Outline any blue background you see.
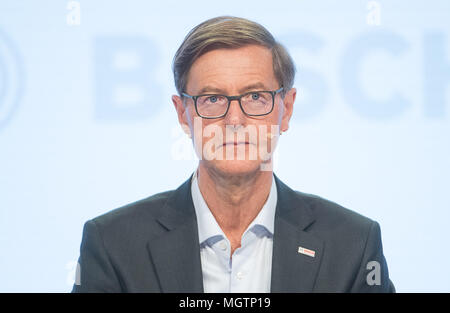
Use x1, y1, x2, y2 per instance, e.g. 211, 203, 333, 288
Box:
1, 0, 449, 292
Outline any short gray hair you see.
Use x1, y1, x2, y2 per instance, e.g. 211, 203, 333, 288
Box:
172, 16, 296, 96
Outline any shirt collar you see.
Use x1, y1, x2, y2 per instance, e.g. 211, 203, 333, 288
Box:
190, 169, 277, 245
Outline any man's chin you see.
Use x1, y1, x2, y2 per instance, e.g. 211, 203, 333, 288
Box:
202, 159, 270, 176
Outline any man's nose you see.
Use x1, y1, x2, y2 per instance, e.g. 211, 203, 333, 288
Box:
224, 98, 246, 125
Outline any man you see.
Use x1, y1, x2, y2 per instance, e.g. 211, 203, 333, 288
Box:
72, 16, 394, 293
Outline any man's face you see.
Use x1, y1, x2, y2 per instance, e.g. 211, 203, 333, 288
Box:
173, 44, 296, 176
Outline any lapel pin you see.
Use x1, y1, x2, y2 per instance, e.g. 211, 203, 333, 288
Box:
298, 246, 316, 258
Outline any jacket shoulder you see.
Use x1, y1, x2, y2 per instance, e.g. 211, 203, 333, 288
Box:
294, 190, 374, 237
90, 189, 174, 233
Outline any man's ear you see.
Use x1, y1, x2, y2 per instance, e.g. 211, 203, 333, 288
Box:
280, 88, 296, 133
172, 95, 192, 137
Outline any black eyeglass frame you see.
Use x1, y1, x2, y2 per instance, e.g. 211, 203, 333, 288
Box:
181, 87, 284, 119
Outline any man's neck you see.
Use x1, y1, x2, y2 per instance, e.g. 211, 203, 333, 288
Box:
196, 162, 273, 253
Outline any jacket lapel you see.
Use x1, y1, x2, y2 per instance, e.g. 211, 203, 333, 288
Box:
146, 174, 204, 292
271, 175, 325, 292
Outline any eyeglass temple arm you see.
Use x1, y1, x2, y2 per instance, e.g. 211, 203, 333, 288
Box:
181, 92, 194, 99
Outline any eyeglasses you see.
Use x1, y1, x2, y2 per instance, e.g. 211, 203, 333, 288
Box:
182, 87, 284, 119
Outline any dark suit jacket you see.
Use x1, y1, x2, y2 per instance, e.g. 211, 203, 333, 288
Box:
72, 174, 395, 293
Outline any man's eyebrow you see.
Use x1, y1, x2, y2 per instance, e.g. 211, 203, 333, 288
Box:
238, 83, 268, 94
197, 86, 226, 95
197, 83, 269, 95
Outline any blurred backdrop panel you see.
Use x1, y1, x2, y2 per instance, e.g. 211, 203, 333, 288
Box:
0, 0, 449, 292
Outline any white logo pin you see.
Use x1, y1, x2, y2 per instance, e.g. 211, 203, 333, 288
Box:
298, 246, 315, 258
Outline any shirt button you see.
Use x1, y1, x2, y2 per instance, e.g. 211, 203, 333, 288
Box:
219, 241, 227, 251
236, 272, 244, 280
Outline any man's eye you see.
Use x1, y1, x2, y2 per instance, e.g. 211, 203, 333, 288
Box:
251, 93, 260, 100
208, 96, 218, 103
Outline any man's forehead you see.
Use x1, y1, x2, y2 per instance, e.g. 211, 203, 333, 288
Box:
194, 44, 272, 65
186, 45, 276, 93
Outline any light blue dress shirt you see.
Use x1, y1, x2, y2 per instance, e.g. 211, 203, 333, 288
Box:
190, 170, 277, 293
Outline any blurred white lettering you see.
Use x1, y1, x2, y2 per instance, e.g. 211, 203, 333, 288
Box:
367, 1, 381, 26
67, 1, 81, 26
